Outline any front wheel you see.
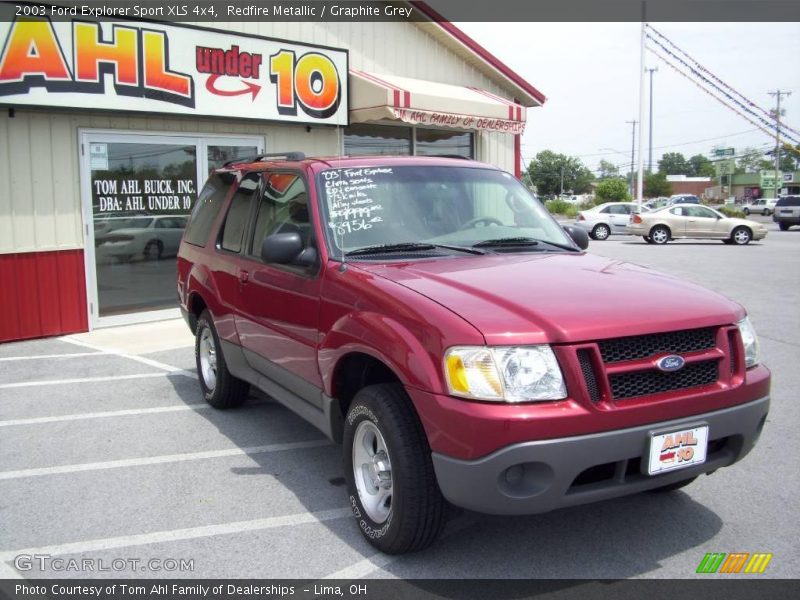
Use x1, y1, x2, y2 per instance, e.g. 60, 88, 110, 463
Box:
591, 224, 610, 241
731, 226, 752, 245
649, 226, 670, 245
743, 208, 750, 216
344, 384, 445, 554
195, 310, 249, 409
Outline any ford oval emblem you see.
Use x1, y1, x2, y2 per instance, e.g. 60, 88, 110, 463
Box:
657, 355, 685, 372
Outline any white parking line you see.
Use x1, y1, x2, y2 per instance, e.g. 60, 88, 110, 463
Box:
0, 507, 352, 563
0, 373, 173, 390
0, 439, 332, 480
0, 403, 211, 427
0, 352, 107, 362
60, 336, 195, 378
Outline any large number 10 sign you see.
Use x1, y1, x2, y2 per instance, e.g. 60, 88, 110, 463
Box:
270, 50, 342, 119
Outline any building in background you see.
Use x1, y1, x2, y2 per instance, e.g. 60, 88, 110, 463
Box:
0, 12, 544, 342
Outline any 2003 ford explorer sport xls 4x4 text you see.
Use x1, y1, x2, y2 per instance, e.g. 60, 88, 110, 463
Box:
176, 154, 770, 554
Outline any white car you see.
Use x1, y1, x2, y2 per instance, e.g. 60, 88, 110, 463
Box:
95, 215, 187, 263
574, 202, 648, 240
741, 198, 778, 216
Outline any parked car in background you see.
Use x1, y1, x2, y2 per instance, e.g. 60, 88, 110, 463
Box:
574, 202, 648, 240
742, 198, 778, 216
772, 196, 800, 230
96, 215, 187, 262
666, 194, 701, 206
627, 204, 768, 245
644, 197, 669, 210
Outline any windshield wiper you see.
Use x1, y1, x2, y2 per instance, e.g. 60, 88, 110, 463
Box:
472, 237, 579, 252
345, 242, 485, 257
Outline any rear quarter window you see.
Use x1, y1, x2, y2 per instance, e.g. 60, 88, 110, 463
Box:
776, 196, 800, 207
184, 173, 235, 246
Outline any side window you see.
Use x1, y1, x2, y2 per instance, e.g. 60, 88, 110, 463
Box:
184, 173, 235, 246
671, 207, 684, 216
248, 173, 312, 260
607, 205, 626, 215
599, 206, 612, 214
694, 206, 717, 218
220, 173, 260, 253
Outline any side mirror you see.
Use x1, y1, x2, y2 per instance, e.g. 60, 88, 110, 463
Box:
261, 232, 317, 267
562, 225, 589, 250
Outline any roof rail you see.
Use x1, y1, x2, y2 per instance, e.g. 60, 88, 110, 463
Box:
222, 152, 306, 167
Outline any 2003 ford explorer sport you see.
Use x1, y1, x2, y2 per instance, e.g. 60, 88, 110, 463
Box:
177, 154, 770, 554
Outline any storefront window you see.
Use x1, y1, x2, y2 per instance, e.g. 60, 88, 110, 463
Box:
344, 123, 412, 155
207, 144, 259, 173
415, 129, 474, 158
91, 142, 197, 316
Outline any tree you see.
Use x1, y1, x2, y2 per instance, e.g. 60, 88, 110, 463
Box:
526, 151, 595, 196
688, 154, 715, 177
733, 146, 791, 174
658, 152, 691, 175
782, 143, 800, 171
598, 159, 620, 180
595, 178, 630, 202
644, 171, 672, 198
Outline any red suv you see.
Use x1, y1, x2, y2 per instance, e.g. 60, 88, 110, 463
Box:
177, 154, 770, 554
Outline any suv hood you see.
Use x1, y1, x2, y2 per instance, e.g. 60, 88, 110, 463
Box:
356, 253, 744, 344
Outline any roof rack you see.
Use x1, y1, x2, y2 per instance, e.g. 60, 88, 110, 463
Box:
222, 152, 306, 167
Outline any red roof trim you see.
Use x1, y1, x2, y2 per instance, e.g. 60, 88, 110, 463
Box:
411, 1, 547, 105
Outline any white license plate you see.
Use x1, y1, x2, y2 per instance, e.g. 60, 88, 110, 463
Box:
647, 425, 708, 475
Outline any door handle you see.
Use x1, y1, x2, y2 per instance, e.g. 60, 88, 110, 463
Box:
238, 270, 250, 285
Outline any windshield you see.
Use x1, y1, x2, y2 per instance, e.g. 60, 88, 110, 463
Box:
318, 165, 573, 257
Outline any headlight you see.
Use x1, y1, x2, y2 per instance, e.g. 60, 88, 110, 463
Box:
444, 345, 567, 402
736, 316, 760, 368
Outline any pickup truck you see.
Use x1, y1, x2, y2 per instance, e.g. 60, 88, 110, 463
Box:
177, 154, 770, 554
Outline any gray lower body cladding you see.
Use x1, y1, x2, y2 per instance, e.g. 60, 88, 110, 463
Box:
432, 396, 769, 515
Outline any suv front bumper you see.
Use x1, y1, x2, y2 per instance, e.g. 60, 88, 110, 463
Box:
431, 395, 768, 515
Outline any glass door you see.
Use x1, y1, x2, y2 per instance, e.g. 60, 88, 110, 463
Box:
80, 132, 262, 328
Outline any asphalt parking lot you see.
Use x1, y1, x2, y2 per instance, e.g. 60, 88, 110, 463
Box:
1, 216, 798, 580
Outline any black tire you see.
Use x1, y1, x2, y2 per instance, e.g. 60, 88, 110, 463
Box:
779, 222, 790, 231
343, 383, 445, 554
591, 223, 610, 241
195, 310, 249, 409
143, 240, 163, 261
731, 226, 752, 245
649, 225, 670, 245
763, 209, 771, 216
649, 476, 697, 493
743, 208, 750, 216
721, 239, 734, 245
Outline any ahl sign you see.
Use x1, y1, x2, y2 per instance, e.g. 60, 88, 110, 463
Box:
0, 17, 348, 125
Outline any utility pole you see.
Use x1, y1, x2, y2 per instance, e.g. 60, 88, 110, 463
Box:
769, 89, 791, 198
626, 120, 638, 198
647, 67, 658, 173
560, 165, 564, 195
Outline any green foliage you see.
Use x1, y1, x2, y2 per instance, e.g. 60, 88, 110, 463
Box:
598, 159, 620, 180
716, 205, 746, 218
595, 178, 631, 202
644, 171, 672, 197
688, 154, 716, 177
658, 152, 691, 175
526, 150, 595, 196
544, 199, 578, 217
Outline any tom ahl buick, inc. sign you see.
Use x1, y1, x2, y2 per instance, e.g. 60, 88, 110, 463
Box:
0, 16, 348, 125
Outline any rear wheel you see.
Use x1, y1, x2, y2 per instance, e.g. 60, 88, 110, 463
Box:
649, 225, 670, 245
143, 240, 163, 261
344, 383, 445, 554
731, 226, 752, 245
195, 310, 248, 409
779, 222, 790, 231
591, 224, 610, 241
743, 208, 750, 216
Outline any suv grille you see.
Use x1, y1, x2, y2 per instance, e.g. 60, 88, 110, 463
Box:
609, 360, 719, 400
598, 327, 716, 363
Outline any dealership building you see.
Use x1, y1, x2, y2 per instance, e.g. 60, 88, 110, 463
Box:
0, 10, 544, 342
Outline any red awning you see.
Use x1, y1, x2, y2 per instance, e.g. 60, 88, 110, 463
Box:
349, 70, 526, 135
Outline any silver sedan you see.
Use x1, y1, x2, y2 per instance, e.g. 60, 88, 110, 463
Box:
574, 202, 647, 241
